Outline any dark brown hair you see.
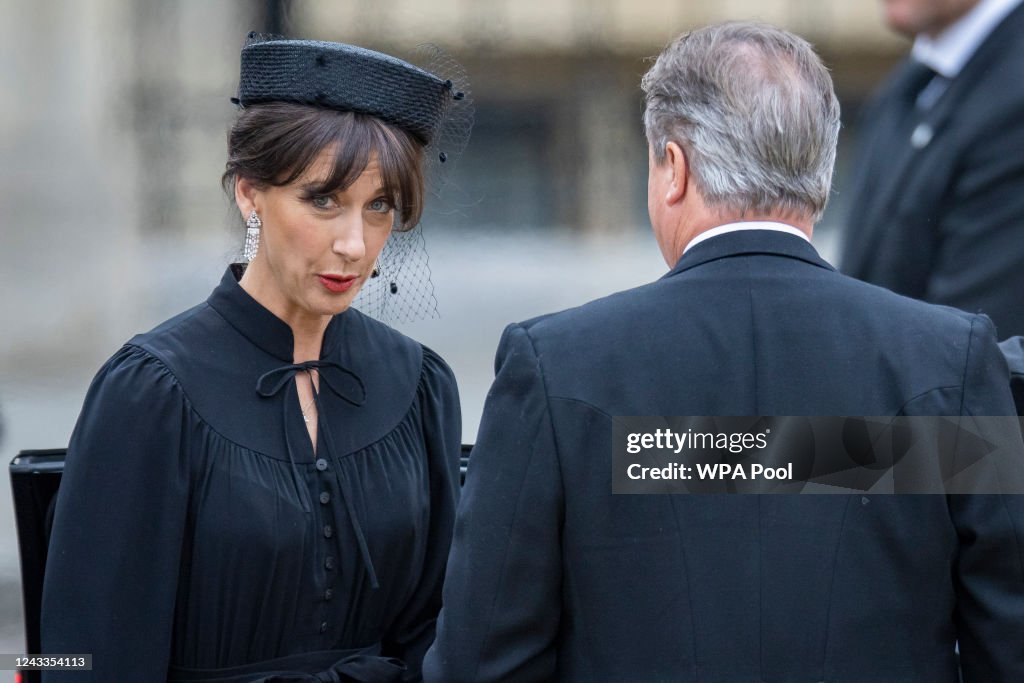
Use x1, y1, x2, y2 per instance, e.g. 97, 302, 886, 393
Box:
222, 103, 426, 230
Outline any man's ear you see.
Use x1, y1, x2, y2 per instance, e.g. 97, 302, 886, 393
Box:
664, 141, 689, 205
234, 176, 260, 220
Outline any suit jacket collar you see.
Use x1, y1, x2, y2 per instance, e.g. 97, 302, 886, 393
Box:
911, 0, 1022, 78
663, 229, 835, 279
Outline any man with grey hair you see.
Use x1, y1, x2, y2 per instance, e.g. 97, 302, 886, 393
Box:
425, 21, 1024, 682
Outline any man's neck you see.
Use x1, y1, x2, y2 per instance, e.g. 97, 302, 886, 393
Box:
656, 188, 815, 267
682, 219, 813, 257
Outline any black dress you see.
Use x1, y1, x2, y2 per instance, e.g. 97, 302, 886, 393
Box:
41, 266, 462, 682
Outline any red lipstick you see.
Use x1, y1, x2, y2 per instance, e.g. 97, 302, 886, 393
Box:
318, 274, 357, 293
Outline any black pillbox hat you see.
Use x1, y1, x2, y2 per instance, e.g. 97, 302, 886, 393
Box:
237, 36, 452, 146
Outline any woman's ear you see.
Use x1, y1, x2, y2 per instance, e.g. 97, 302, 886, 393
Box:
234, 176, 259, 220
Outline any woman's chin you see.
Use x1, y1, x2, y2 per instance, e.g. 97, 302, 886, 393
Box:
313, 288, 361, 316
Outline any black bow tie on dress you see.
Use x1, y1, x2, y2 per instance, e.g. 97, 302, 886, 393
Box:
255, 359, 380, 589
257, 359, 367, 406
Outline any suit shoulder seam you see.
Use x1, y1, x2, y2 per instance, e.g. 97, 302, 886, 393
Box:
548, 395, 612, 418
896, 385, 964, 415
957, 317, 980, 416
516, 325, 566, 488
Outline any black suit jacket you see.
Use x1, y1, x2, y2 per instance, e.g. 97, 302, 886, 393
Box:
1001, 336, 1024, 415
840, 2, 1024, 338
424, 231, 1024, 682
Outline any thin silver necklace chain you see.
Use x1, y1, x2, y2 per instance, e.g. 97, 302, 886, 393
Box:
300, 370, 318, 423
301, 398, 317, 423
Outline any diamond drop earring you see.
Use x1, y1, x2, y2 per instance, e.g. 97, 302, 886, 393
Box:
244, 210, 261, 262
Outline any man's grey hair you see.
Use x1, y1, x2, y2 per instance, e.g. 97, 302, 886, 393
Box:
642, 22, 841, 221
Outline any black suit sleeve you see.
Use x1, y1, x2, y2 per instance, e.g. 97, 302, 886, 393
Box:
998, 336, 1024, 416
423, 324, 563, 683
947, 319, 1024, 681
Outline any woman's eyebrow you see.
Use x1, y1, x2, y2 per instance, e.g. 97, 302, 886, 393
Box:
297, 181, 332, 194
298, 180, 388, 195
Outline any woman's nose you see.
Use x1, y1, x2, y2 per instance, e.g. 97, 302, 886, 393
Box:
331, 215, 366, 262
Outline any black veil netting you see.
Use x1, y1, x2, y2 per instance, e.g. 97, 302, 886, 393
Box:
351, 44, 474, 324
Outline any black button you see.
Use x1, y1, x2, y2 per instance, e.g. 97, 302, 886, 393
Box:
319, 491, 330, 505
323, 524, 333, 538
324, 589, 333, 600
325, 556, 335, 570
319, 621, 328, 633
315, 459, 328, 471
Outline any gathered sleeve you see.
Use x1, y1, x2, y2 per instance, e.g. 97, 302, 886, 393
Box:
41, 344, 192, 681
382, 346, 462, 681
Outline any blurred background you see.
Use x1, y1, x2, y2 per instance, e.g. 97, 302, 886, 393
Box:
0, 0, 909, 660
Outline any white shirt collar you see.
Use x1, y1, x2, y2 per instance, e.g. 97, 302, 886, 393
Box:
683, 221, 811, 255
912, 0, 1021, 78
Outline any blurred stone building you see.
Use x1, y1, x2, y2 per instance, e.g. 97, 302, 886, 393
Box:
304, 0, 905, 233
0, 0, 908, 369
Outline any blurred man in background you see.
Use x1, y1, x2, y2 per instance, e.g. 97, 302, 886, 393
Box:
840, 0, 1024, 337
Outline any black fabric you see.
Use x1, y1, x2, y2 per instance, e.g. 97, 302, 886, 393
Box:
900, 59, 939, 108
238, 38, 452, 145
840, 3, 1024, 338
166, 645, 404, 682
424, 230, 1024, 682
1001, 336, 1024, 416
41, 268, 462, 682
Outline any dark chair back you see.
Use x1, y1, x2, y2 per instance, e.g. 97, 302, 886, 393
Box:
9, 450, 66, 683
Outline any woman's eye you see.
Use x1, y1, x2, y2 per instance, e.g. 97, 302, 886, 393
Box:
368, 198, 392, 213
310, 195, 334, 209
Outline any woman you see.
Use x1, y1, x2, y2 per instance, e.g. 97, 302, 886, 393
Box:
41, 35, 468, 682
